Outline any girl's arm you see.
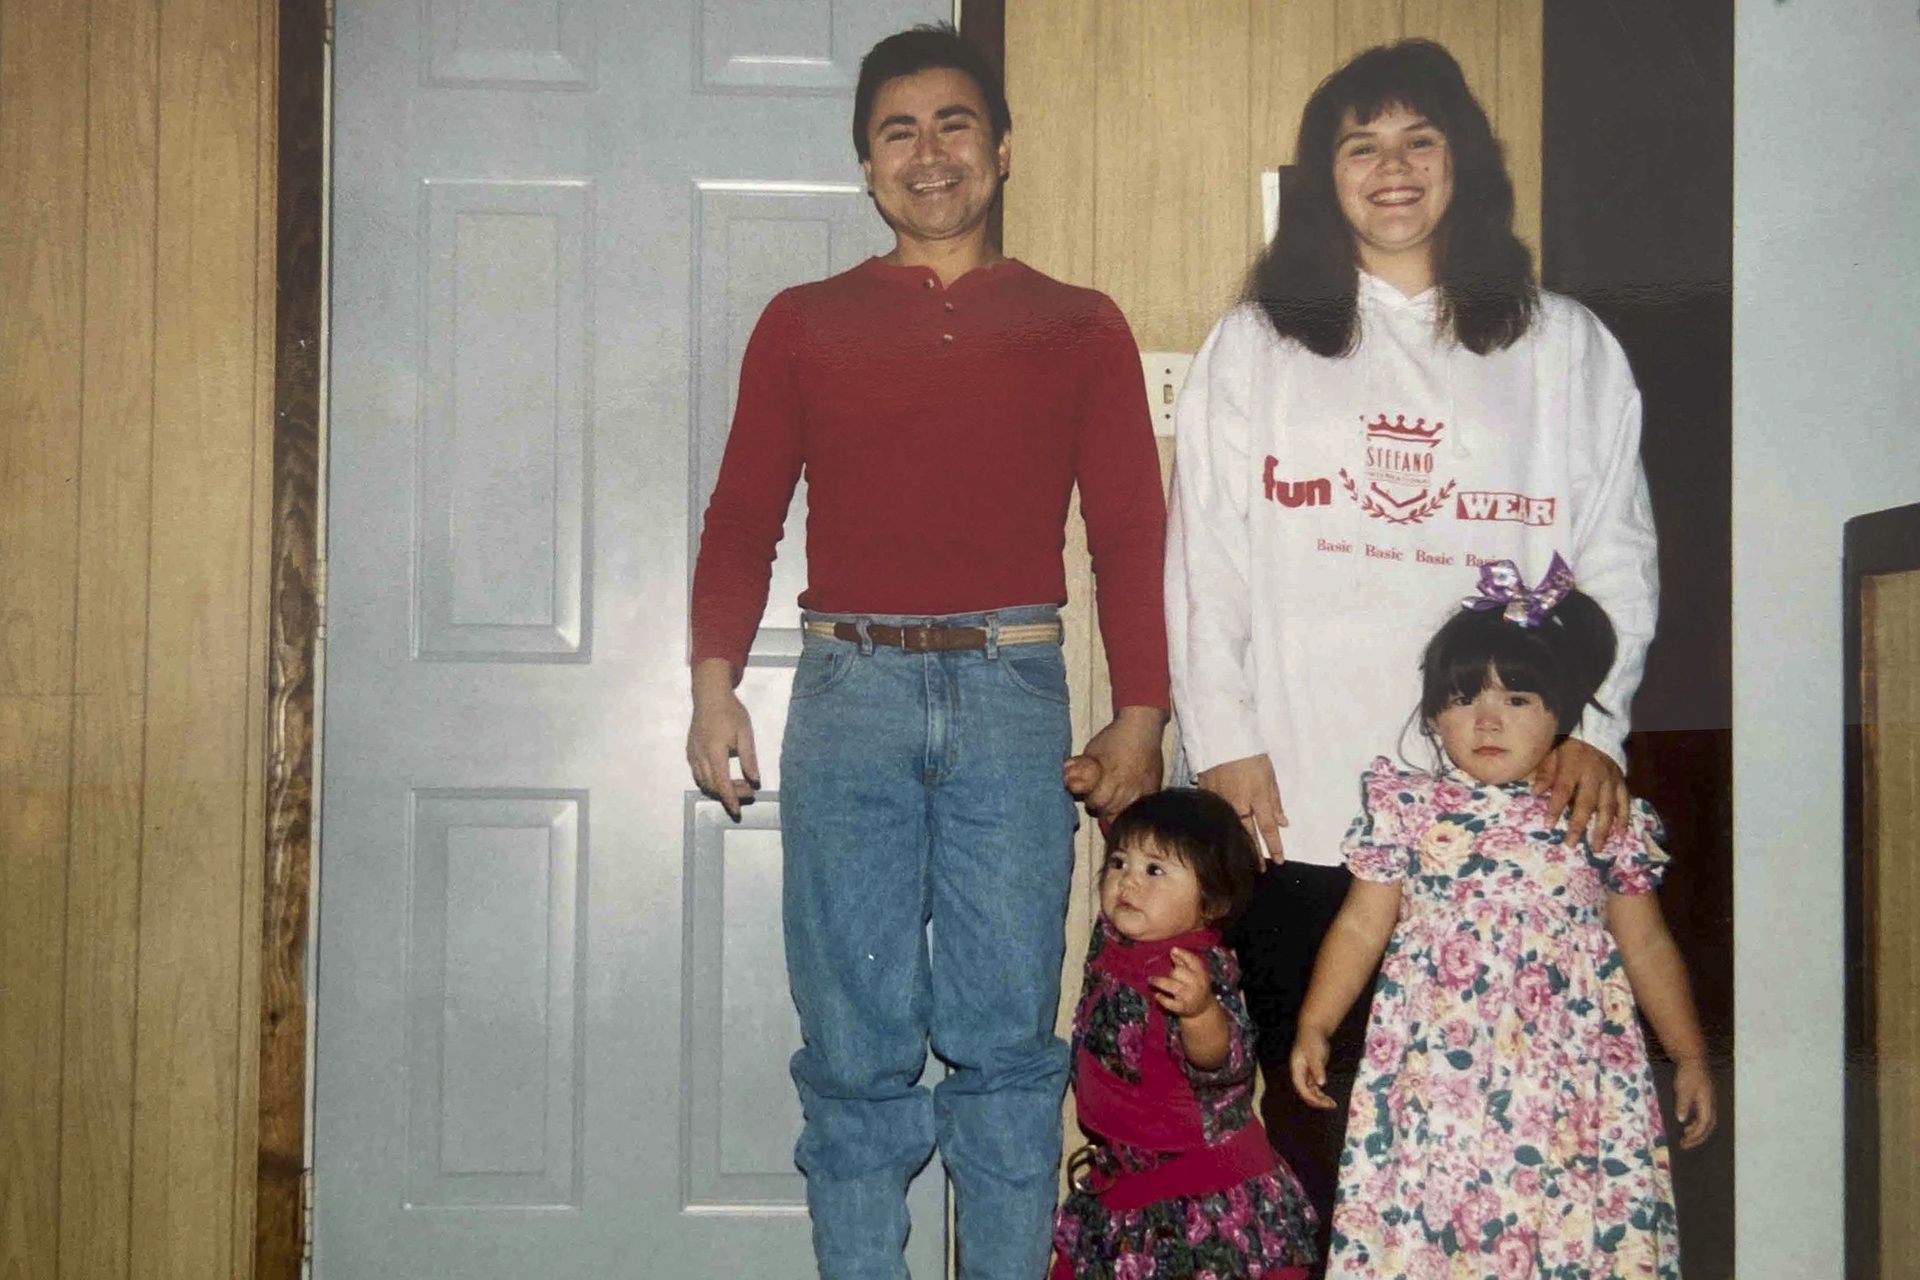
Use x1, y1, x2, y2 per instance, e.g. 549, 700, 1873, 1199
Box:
1607, 891, 1717, 1148
1289, 880, 1402, 1108
1152, 946, 1236, 1072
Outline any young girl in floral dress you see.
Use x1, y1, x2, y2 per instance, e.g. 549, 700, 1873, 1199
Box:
1050, 785, 1318, 1279
1289, 558, 1716, 1280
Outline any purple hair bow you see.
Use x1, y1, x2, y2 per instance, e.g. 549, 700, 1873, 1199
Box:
1462, 552, 1575, 628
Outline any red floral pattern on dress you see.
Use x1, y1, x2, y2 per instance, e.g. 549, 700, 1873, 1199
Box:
1330, 758, 1680, 1280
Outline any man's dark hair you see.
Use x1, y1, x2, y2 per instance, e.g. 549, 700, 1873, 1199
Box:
1104, 788, 1264, 930
1245, 38, 1536, 357
852, 23, 1011, 161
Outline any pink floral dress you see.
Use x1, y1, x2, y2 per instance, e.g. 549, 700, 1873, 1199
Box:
1054, 919, 1318, 1279
1329, 758, 1679, 1280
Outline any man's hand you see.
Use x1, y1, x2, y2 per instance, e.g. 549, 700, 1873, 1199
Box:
1196, 753, 1286, 862
1069, 705, 1165, 817
1533, 737, 1629, 848
686, 657, 759, 819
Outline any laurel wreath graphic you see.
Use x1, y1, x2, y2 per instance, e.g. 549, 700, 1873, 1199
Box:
1337, 470, 1457, 526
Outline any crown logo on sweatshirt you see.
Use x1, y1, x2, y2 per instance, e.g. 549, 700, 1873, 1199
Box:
1339, 410, 1455, 526
1364, 413, 1446, 444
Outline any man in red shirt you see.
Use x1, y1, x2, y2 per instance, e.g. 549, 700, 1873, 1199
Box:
686, 24, 1168, 1280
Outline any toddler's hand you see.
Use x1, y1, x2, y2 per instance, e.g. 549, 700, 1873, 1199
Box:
1289, 1030, 1337, 1110
1672, 1059, 1717, 1149
1062, 754, 1103, 799
1148, 947, 1215, 1018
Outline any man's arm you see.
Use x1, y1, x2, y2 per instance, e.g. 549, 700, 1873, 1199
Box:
1072, 705, 1166, 816
1071, 300, 1172, 812
686, 294, 806, 815
687, 658, 758, 818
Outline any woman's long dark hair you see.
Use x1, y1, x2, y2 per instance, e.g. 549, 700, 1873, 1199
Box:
1246, 39, 1536, 357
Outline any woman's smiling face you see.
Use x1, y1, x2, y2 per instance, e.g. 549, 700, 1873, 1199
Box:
1332, 104, 1454, 288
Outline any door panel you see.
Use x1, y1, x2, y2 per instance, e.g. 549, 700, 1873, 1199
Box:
317, 1, 946, 1274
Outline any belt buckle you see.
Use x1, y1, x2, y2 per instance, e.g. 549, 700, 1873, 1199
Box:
899, 625, 933, 652
1066, 1143, 1112, 1196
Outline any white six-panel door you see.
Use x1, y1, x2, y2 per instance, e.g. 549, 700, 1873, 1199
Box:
316, 2, 947, 1274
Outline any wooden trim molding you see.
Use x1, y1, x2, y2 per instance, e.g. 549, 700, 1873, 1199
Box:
256, 0, 326, 1274
1843, 500, 1920, 1280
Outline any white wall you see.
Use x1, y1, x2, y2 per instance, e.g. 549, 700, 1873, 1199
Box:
1734, 1, 1920, 1273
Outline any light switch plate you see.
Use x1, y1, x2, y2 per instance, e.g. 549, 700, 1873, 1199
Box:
1140, 352, 1194, 438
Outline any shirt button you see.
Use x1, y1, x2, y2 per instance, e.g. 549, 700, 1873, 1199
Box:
941, 333, 954, 344
922, 278, 935, 290
943, 301, 955, 312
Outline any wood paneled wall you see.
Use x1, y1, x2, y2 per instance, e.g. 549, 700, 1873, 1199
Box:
1000, 0, 1542, 1073
0, 0, 279, 1275
1863, 568, 1920, 1271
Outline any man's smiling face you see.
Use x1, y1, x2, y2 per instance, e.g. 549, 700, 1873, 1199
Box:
861, 66, 1009, 253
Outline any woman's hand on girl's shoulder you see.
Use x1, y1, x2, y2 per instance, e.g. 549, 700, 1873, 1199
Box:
1289, 1029, 1337, 1111
1672, 1058, 1717, 1149
1533, 737, 1630, 848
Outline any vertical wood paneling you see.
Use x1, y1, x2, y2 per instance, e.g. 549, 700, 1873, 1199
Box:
58, 0, 161, 1273
0, 0, 87, 1273
231, 2, 281, 1264
129, 0, 268, 1271
1002, 0, 1097, 287
1865, 570, 1920, 1269
1495, 0, 1543, 255
1092, 0, 1251, 352
1333, 0, 1403, 65
1248, 0, 1339, 252
1402, 0, 1498, 109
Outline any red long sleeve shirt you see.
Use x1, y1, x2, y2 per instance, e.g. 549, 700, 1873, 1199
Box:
690, 257, 1169, 710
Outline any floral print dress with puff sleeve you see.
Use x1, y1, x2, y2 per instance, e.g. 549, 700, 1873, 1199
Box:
1053, 919, 1318, 1279
1327, 757, 1681, 1280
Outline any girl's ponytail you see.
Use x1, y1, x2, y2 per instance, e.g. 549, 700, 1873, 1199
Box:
1535, 586, 1617, 725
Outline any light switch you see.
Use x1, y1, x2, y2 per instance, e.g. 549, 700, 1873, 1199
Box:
1140, 352, 1194, 437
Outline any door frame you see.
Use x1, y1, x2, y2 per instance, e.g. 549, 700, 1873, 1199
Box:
1842, 500, 1920, 1280
254, 4, 1004, 1276
256, 0, 324, 1274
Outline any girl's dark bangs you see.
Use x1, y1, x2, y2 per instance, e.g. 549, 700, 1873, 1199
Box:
1428, 626, 1558, 715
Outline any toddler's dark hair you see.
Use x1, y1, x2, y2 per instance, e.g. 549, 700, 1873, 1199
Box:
1103, 788, 1263, 929
1418, 587, 1617, 738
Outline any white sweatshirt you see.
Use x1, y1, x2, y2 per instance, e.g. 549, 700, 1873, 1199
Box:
1166, 273, 1658, 867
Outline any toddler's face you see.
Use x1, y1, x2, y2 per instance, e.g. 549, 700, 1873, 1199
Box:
1099, 840, 1209, 942
1431, 669, 1559, 786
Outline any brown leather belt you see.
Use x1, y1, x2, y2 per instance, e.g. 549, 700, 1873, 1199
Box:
802, 620, 1062, 652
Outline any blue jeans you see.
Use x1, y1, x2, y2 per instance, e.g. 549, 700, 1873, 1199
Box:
782, 606, 1077, 1280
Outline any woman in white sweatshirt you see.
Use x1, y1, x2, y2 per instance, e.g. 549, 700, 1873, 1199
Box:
1164, 38, 1658, 1248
